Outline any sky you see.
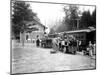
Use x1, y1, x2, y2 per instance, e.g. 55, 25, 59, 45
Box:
28, 2, 95, 33
29, 3, 65, 27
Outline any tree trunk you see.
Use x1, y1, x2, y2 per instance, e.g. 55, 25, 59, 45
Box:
22, 31, 25, 46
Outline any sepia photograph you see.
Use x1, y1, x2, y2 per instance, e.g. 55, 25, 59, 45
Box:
11, 0, 96, 74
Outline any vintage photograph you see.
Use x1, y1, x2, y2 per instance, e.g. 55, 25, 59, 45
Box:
11, 0, 96, 74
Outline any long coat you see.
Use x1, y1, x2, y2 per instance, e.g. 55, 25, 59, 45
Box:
52, 38, 59, 51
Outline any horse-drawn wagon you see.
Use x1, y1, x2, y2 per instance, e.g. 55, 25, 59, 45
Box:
40, 37, 53, 48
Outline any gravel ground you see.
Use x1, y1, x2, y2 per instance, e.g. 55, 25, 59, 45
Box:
11, 42, 96, 74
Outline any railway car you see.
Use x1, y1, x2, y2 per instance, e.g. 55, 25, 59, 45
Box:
59, 27, 96, 52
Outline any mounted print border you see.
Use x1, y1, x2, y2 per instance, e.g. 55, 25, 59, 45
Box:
10, 0, 96, 75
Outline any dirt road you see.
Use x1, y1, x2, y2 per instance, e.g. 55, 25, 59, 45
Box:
12, 43, 95, 74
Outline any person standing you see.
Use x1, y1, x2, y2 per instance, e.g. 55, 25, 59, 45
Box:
88, 41, 93, 56
36, 35, 40, 47
58, 37, 62, 51
71, 38, 77, 54
93, 42, 96, 55
52, 38, 58, 52
78, 40, 82, 51
64, 37, 69, 53
61, 39, 65, 53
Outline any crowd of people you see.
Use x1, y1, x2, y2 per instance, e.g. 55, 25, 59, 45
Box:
52, 34, 96, 56
85, 41, 96, 56
35, 34, 96, 57
52, 35, 78, 54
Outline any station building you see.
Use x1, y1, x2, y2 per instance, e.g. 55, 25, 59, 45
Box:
20, 20, 47, 43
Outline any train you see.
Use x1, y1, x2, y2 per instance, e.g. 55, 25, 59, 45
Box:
48, 27, 96, 52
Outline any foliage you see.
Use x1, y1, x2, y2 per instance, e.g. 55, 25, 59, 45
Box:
79, 9, 96, 29
12, 1, 37, 38
63, 5, 80, 30
91, 9, 96, 27
49, 5, 80, 34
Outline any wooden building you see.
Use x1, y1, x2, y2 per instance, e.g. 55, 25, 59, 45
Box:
20, 20, 47, 43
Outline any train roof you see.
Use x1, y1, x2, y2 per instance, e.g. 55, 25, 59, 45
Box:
59, 28, 96, 34
48, 27, 96, 35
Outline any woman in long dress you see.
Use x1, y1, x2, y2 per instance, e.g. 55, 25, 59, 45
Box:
52, 38, 59, 53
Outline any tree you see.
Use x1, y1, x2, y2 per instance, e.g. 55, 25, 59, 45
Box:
12, 1, 37, 38
79, 10, 95, 29
63, 5, 80, 30
91, 9, 96, 27
49, 5, 80, 33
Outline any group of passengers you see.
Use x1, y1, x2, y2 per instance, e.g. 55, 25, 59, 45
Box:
85, 41, 96, 56
52, 35, 77, 53
52, 35, 96, 56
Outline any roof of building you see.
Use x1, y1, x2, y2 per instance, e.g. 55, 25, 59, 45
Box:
23, 20, 47, 29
